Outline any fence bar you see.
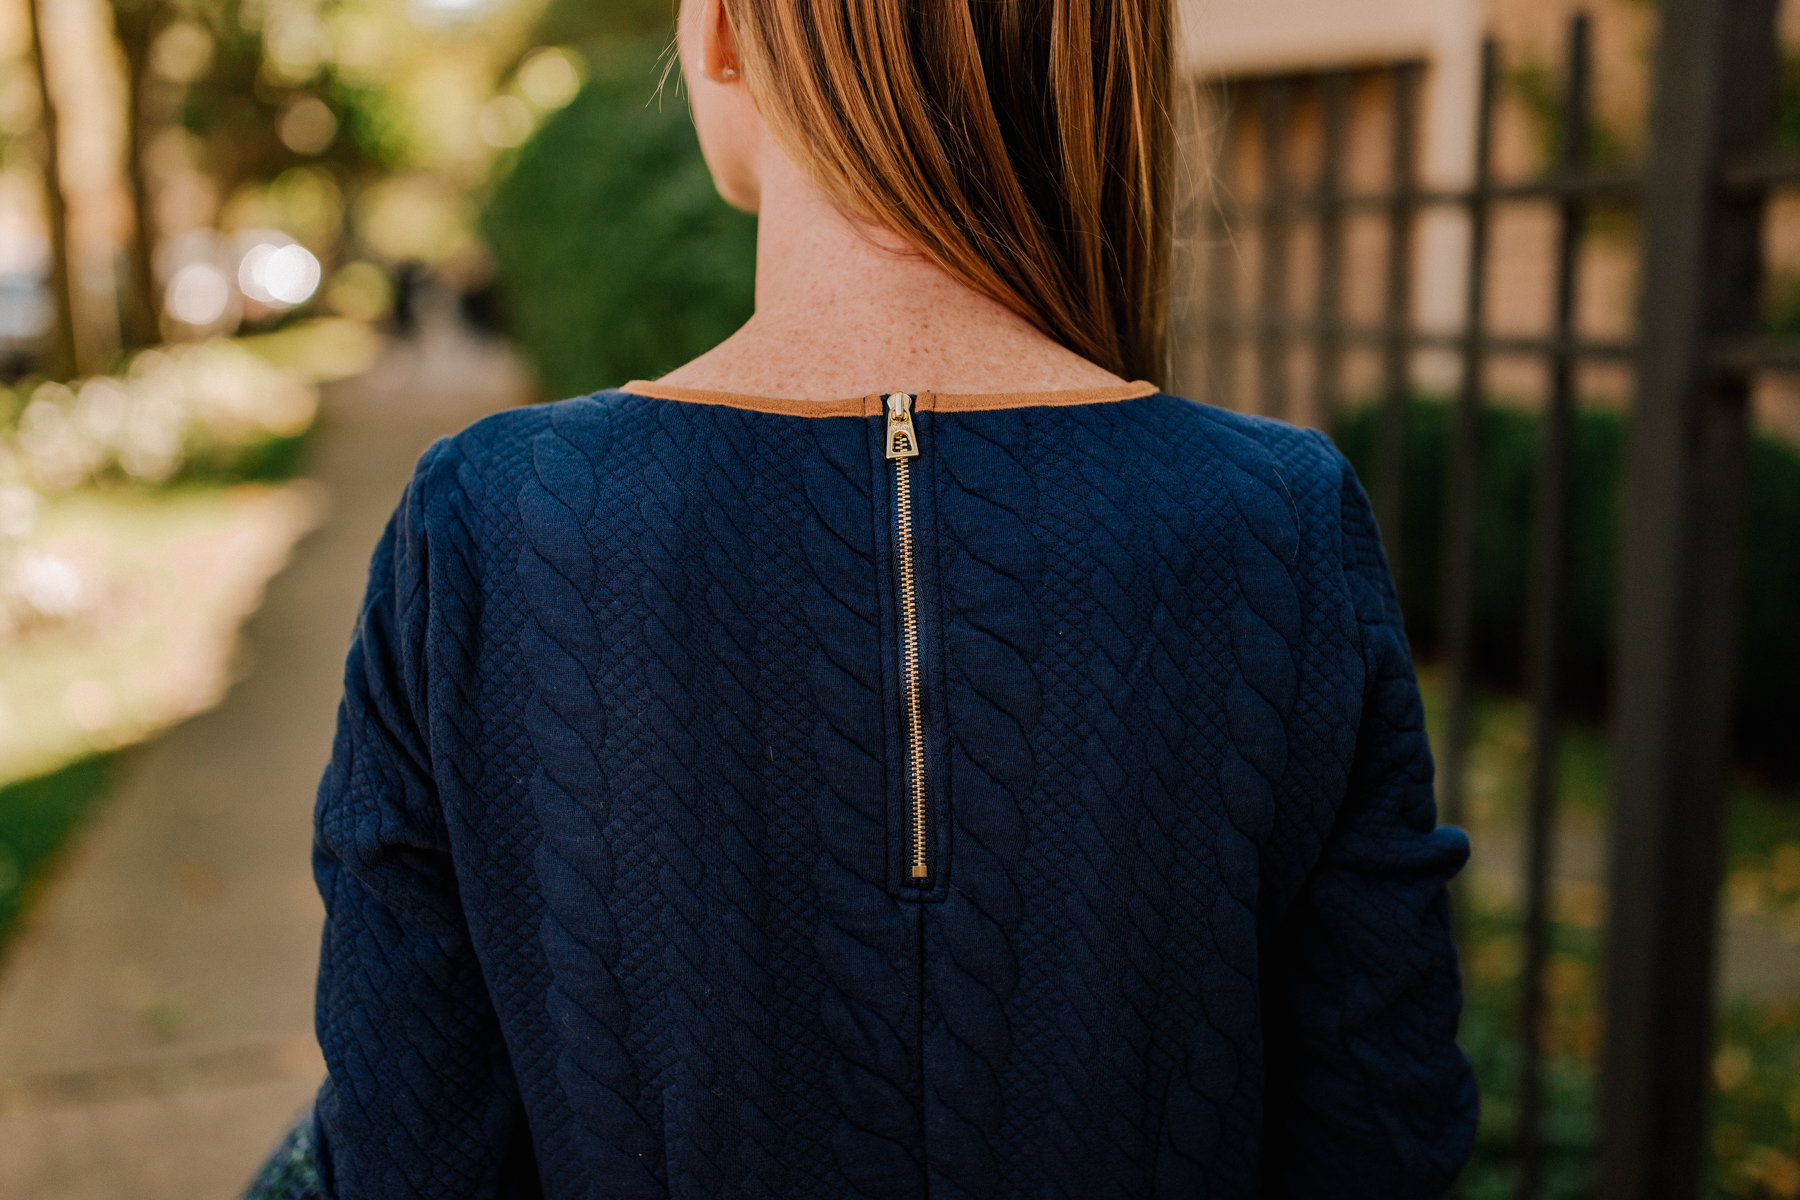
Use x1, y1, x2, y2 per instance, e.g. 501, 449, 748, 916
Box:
1437, 40, 1498, 850
1314, 72, 1351, 428
1719, 150, 1800, 190
1599, 0, 1774, 1196
1206, 87, 1241, 412
1375, 64, 1420, 579
1710, 333, 1800, 371
1213, 169, 1642, 223
1258, 79, 1294, 419
1204, 315, 1635, 362
1516, 16, 1590, 1200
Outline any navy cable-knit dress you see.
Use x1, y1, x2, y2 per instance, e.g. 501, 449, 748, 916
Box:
297, 379, 1476, 1199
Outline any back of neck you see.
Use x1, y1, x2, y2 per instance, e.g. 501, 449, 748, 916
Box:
656, 143, 1124, 403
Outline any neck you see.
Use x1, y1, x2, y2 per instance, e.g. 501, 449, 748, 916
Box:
657, 142, 1124, 401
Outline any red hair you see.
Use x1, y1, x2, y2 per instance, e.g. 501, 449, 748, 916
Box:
727, 0, 1174, 380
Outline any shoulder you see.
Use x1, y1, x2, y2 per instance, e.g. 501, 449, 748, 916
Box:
401, 389, 662, 518
1136, 392, 1354, 541
1132, 394, 1398, 645
421, 390, 626, 480
1177, 393, 1345, 484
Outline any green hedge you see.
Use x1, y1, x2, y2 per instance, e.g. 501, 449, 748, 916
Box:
482, 40, 758, 400
1334, 400, 1800, 783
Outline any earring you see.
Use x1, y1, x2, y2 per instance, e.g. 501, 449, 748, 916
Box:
721, 65, 739, 81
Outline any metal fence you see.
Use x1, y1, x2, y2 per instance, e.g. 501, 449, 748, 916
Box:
1183, 1, 1796, 1196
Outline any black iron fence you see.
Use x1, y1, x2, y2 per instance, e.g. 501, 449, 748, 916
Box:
1181, 2, 1798, 1196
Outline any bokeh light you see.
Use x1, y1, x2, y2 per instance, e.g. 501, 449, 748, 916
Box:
166, 262, 231, 327
518, 47, 583, 110
149, 21, 214, 85
277, 96, 338, 156
263, 246, 323, 306
408, 0, 503, 28
477, 94, 533, 148
236, 234, 322, 309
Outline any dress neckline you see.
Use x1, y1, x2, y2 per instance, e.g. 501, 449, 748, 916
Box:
619, 379, 1159, 419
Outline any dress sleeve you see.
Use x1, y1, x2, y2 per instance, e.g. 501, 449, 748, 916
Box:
1257, 452, 1479, 1196
307, 443, 538, 1199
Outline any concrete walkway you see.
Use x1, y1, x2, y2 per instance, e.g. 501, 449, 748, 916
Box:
0, 315, 529, 1200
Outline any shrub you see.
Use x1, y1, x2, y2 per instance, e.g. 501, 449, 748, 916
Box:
1334, 400, 1800, 783
1, 341, 319, 493
482, 40, 758, 400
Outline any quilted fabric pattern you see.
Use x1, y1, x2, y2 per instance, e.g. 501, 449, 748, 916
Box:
308, 389, 1477, 1199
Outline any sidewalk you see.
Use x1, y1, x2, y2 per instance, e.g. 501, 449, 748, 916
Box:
0, 315, 530, 1200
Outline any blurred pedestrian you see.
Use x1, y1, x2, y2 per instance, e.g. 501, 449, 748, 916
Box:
389, 260, 425, 340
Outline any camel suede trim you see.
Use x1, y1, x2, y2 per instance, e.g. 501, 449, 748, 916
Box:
619, 379, 1159, 418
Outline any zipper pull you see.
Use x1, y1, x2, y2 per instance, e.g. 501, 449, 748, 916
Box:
885, 392, 920, 460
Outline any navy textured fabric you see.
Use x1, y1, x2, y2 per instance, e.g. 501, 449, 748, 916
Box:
309, 388, 1476, 1199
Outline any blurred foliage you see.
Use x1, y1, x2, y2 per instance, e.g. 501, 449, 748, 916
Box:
1456, 896, 1601, 1200
1711, 1000, 1800, 1199
1334, 399, 1800, 784
159, 0, 603, 284
526, 0, 674, 52
0, 341, 319, 493
0, 754, 116, 947
482, 38, 756, 397
1508, 59, 1634, 172
1417, 665, 1614, 830
1419, 675, 1800, 1198
1455, 907, 1800, 1200
174, 425, 314, 484
1726, 795, 1800, 950
178, 1, 393, 216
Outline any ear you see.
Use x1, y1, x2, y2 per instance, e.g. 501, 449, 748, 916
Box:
700, 0, 743, 84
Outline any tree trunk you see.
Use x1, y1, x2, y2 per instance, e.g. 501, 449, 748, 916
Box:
26, 0, 78, 379
111, 0, 166, 349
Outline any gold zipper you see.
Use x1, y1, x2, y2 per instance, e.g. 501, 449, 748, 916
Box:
885, 392, 929, 880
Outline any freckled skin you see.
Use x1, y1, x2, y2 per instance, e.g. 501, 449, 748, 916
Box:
663, 0, 1128, 401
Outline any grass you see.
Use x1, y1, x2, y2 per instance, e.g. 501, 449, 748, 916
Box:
0, 754, 117, 949
1426, 672, 1800, 1198
1457, 896, 1603, 1200
0, 483, 322, 785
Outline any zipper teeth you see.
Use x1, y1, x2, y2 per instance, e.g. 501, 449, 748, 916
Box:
894, 456, 929, 880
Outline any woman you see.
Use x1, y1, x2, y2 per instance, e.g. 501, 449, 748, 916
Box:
256, 0, 1477, 1194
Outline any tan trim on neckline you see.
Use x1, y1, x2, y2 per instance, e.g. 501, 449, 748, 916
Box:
618, 379, 1158, 418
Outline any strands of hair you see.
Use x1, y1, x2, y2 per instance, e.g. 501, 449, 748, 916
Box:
725, 0, 1173, 382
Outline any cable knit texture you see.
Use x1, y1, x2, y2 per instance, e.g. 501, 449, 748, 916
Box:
308, 388, 1477, 1199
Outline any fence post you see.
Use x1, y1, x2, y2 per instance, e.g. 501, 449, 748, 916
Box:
1516, 16, 1591, 1200
1437, 40, 1498, 842
1206, 87, 1241, 413
1374, 64, 1420, 583
1599, 0, 1774, 1197
1257, 78, 1293, 420
1313, 72, 1350, 430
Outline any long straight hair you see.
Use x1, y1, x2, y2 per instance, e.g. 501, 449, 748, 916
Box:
726, 0, 1174, 382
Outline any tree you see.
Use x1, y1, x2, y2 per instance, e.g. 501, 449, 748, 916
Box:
25, 0, 77, 378
109, 0, 175, 349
